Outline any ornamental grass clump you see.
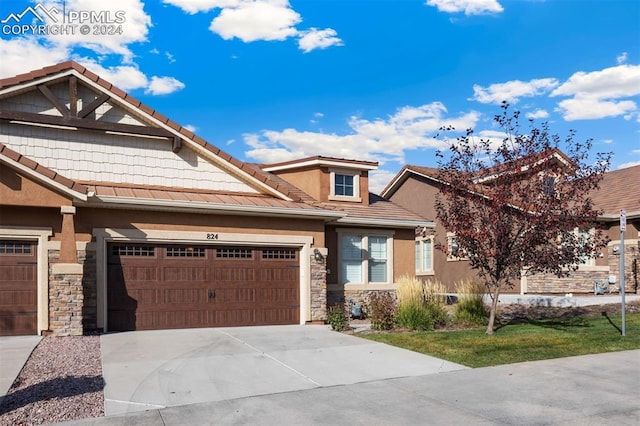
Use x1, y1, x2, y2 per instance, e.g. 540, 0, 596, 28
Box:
396, 276, 447, 330
423, 279, 449, 328
454, 279, 488, 325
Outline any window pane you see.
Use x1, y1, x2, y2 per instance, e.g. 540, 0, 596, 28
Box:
415, 241, 420, 272
369, 261, 387, 282
341, 235, 362, 259
422, 240, 432, 271
343, 260, 363, 283
341, 235, 363, 283
368, 236, 387, 260
368, 236, 387, 282
335, 174, 354, 196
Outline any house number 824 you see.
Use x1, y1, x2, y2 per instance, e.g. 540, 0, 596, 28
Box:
206, 233, 219, 240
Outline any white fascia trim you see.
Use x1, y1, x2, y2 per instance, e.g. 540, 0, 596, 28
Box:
69, 71, 293, 202
0, 70, 76, 97
334, 217, 435, 228
85, 195, 345, 219
0, 155, 87, 201
599, 211, 640, 221
263, 159, 378, 172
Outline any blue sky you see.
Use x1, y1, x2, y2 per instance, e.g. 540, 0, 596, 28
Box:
1, 0, 639, 193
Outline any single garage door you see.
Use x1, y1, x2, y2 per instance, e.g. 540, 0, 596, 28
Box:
0, 240, 38, 336
107, 244, 300, 331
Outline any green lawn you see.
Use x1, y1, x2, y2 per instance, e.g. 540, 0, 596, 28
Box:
362, 313, 640, 368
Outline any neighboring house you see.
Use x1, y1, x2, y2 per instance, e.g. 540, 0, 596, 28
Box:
0, 62, 431, 336
382, 153, 640, 295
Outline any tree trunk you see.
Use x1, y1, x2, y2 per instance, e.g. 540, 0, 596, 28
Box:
486, 284, 501, 335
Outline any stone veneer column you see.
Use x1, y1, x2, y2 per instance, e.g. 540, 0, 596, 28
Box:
49, 206, 84, 336
309, 247, 328, 322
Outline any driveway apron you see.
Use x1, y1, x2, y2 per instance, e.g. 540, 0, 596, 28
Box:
100, 325, 466, 416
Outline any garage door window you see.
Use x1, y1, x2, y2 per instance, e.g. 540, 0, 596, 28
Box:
0, 241, 32, 254
112, 245, 155, 257
166, 247, 206, 257
262, 249, 297, 259
216, 248, 253, 258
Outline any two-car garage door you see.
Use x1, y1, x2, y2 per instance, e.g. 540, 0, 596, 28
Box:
107, 243, 300, 331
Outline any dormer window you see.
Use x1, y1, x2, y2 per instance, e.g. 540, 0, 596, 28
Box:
335, 174, 354, 196
330, 169, 361, 202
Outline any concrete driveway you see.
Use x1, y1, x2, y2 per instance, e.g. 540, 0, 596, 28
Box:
100, 325, 466, 416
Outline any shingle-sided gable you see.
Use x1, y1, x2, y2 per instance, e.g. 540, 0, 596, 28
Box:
0, 61, 299, 201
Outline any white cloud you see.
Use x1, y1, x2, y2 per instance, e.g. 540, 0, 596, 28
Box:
164, 0, 341, 52
42, 0, 152, 62
298, 28, 343, 53
145, 76, 186, 95
554, 98, 637, 121
551, 65, 640, 121
426, 0, 504, 15
184, 124, 198, 133
603, 139, 614, 145
0, 38, 69, 78
369, 169, 398, 195
0, 0, 182, 97
617, 52, 628, 65
244, 102, 481, 164
525, 109, 549, 119
162, 0, 240, 14
471, 78, 559, 104
209, 1, 300, 42
314, 112, 324, 118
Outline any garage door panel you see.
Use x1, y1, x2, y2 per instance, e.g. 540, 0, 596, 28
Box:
107, 244, 300, 331
163, 266, 208, 282
0, 241, 38, 335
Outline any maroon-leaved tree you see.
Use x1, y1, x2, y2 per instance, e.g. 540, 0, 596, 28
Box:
434, 103, 610, 334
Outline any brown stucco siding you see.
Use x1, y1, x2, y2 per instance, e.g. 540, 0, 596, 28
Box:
393, 228, 415, 280
271, 167, 325, 201
1, 166, 72, 207
388, 175, 481, 292
73, 207, 326, 247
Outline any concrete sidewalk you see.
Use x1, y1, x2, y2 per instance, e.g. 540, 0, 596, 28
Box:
0, 336, 41, 406
65, 349, 640, 425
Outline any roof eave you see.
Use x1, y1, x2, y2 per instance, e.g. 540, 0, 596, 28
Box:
332, 217, 435, 228
80, 195, 346, 220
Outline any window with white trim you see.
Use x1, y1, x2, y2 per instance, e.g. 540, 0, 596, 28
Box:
338, 231, 393, 285
447, 233, 467, 261
415, 237, 434, 274
575, 228, 596, 267
329, 169, 361, 202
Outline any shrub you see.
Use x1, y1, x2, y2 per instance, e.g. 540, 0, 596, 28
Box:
395, 276, 448, 330
423, 279, 449, 328
454, 279, 488, 325
327, 304, 349, 331
396, 301, 434, 330
367, 291, 397, 330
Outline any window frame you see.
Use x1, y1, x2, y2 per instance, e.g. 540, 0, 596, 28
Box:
329, 168, 362, 202
446, 232, 468, 262
415, 236, 435, 275
336, 229, 394, 287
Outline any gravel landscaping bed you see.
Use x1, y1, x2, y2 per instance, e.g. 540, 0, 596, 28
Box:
0, 335, 104, 425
